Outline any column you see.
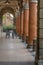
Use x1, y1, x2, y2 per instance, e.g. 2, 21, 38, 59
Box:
16, 16, 19, 35
23, 0, 29, 40
21, 10, 24, 36
18, 13, 20, 36
29, 0, 38, 46
16, 9, 21, 36
0, 14, 2, 38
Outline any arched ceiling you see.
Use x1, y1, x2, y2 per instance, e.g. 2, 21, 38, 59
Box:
0, 0, 29, 18
0, 0, 23, 15
1, 7, 15, 16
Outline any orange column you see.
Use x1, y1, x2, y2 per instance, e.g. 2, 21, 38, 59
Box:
16, 11, 20, 36
21, 10, 24, 36
29, 0, 37, 45
23, 0, 29, 40
18, 14, 21, 36
16, 16, 19, 35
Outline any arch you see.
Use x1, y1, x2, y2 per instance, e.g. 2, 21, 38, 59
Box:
0, 6, 15, 26
0, 6, 15, 16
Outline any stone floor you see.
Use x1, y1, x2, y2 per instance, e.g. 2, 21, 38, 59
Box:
0, 32, 35, 65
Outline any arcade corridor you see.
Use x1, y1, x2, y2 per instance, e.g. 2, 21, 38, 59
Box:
0, 0, 37, 64
0, 0, 43, 65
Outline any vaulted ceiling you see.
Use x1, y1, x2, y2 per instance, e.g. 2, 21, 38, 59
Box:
0, 0, 23, 15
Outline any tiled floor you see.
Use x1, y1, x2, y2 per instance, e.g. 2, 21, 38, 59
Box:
0, 32, 35, 65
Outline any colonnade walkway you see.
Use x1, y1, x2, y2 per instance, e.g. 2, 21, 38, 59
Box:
0, 33, 35, 65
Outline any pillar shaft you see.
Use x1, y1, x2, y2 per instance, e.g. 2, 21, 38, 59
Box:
15, 7, 21, 36
21, 11, 24, 36
29, 0, 37, 45
23, 0, 29, 40
0, 15, 2, 25
16, 14, 21, 36
16, 16, 19, 35
24, 8, 29, 37
18, 14, 21, 35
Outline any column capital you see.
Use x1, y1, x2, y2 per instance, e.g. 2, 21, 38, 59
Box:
21, 10, 24, 14
23, 1, 29, 9
15, 10, 20, 18
24, 3, 29, 9
30, 0, 38, 3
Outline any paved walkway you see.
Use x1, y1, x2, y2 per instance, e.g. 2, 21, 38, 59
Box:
0, 33, 35, 65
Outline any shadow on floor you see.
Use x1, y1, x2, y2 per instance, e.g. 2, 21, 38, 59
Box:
0, 62, 34, 65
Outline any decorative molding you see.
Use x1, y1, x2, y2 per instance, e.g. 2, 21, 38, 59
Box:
15, 10, 20, 18
24, 3, 29, 9
23, 1, 29, 9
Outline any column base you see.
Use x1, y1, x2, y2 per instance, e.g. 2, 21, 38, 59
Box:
26, 45, 30, 48
16, 33, 19, 37
19, 35, 21, 39
26, 36, 29, 44
35, 62, 39, 65
22, 38, 24, 42
32, 39, 37, 52
26, 45, 33, 49
22, 39, 24, 42
21, 34, 24, 42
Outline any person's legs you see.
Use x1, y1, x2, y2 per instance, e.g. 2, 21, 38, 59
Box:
12, 32, 14, 39
6, 32, 7, 38
6, 31, 8, 38
8, 31, 10, 38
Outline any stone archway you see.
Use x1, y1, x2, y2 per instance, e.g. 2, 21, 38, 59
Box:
0, 6, 15, 25
1, 6, 15, 15
0, 6, 16, 38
